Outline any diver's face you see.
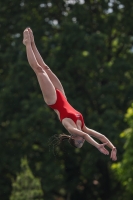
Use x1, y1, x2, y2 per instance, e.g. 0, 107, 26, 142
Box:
72, 135, 85, 148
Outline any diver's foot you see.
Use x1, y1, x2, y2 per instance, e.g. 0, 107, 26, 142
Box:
23, 29, 31, 46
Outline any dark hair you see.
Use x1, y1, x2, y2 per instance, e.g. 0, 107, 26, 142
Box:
58, 134, 77, 148
48, 134, 77, 148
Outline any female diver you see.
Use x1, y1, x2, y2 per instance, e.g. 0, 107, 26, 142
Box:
23, 28, 117, 161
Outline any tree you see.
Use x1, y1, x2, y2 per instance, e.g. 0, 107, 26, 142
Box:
112, 103, 133, 200
10, 158, 43, 200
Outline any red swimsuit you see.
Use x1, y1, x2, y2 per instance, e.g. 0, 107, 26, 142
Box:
48, 89, 84, 129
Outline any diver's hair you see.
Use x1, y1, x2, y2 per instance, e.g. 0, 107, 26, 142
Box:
58, 134, 77, 148
48, 134, 77, 148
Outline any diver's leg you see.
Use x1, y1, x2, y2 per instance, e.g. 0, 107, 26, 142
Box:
23, 29, 57, 105
27, 27, 66, 98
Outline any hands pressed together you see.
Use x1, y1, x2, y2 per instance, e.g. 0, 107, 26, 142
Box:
97, 142, 117, 161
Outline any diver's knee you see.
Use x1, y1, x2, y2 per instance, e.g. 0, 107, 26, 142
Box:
35, 65, 45, 74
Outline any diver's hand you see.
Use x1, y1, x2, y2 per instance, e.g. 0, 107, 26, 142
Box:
110, 147, 117, 161
97, 142, 109, 155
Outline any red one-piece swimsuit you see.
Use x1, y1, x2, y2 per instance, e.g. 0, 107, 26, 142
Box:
48, 89, 84, 129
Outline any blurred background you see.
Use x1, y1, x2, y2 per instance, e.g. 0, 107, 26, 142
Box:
0, 0, 133, 199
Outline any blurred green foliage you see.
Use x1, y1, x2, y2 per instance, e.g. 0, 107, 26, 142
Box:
112, 104, 133, 200
10, 158, 43, 200
0, 0, 133, 199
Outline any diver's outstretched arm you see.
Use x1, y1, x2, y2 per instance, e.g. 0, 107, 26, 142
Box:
68, 127, 110, 156
83, 125, 117, 161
